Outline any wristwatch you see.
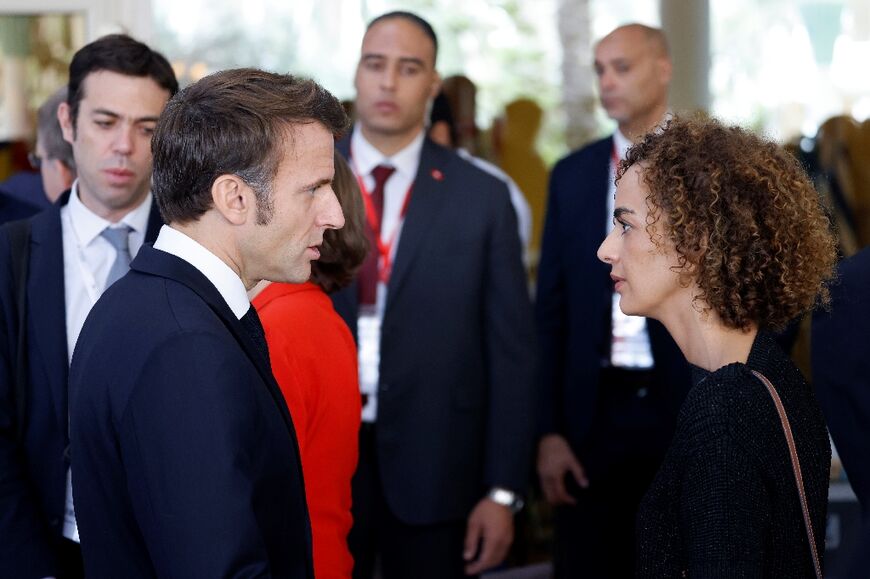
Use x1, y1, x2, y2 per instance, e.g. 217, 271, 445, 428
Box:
487, 487, 524, 514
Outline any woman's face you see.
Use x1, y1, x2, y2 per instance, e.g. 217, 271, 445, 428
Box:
597, 164, 689, 321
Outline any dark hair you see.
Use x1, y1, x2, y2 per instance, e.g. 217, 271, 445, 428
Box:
429, 92, 457, 146
37, 87, 75, 170
368, 11, 438, 64
620, 114, 837, 331
67, 34, 178, 130
311, 153, 369, 293
151, 68, 348, 225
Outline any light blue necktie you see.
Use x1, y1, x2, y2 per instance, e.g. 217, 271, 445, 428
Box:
100, 225, 133, 289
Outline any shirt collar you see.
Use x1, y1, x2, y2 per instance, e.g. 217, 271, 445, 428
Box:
67, 179, 153, 245
613, 128, 632, 162
350, 124, 425, 181
614, 111, 673, 161
152, 225, 251, 319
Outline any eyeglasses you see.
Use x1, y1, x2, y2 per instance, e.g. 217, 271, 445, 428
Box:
28, 152, 42, 170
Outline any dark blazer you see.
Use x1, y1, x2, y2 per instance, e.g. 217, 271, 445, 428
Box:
812, 247, 870, 578
69, 245, 313, 578
0, 189, 41, 225
333, 136, 536, 525
536, 136, 691, 462
0, 192, 162, 578
0, 172, 49, 209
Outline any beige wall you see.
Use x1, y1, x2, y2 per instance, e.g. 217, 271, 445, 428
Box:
0, 0, 153, 42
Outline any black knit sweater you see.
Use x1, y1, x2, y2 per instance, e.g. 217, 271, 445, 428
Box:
636, 332, 830, 577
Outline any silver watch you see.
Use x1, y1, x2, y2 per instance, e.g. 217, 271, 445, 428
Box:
487, 487, 524, 514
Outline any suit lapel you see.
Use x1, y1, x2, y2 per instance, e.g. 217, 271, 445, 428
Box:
28, 207, 70, 431
386, 140, 451, 307
130, 246, 297, 439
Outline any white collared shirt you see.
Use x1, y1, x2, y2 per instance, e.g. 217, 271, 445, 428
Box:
349, 126, 425, 422
606, 129, 654, 369
62, 181, 152, 362
152, 225, 251, 320
61, 180, 152, 543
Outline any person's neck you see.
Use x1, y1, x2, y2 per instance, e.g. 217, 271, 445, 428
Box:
618, 105, 668, 143
172, 218, 256, 291
77, 186, 147, 224
659, 301, 758, 372
359, 124, 423, 157
248, 280, 271, 300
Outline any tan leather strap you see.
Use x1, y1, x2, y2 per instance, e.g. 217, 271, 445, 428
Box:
751, 370, 823, 579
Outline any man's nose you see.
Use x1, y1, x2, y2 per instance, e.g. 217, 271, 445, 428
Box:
379, 67, 398, 91
112, 124, 134, 155
319, 186, 345, 230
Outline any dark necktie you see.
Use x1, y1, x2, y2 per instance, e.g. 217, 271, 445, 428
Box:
358, 164, 396, 305
100, 225, 133, 289
240, 306, 271, 370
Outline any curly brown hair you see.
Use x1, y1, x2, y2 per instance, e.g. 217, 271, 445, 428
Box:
620, 114, 837, 331
310, 152, 370, 294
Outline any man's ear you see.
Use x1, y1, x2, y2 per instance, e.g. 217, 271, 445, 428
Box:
57, 160, 76, 192
658, 57, 673, 87
57, 102, 75, 145
211, 174, 253, 226
429, 71, 442, 101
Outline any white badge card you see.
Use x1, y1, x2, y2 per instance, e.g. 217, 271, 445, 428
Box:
358, 310, 381, 422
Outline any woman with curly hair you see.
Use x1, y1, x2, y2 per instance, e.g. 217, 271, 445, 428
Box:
597, 115, 837, 577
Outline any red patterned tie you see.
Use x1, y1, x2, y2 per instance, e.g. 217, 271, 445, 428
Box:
358, 165, 396, 305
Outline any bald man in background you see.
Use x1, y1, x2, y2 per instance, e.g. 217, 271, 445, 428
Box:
535, 24, 692, 577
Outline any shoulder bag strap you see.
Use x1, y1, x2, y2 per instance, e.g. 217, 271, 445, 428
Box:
751, 369, 823, 579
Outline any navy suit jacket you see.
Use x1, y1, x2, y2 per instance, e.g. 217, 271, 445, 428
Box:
0, 172, 49, 209
69, 245, 313, 578
812, 247, 870, 578
536, 136, 691, 464
332, 136, 536, 525
0, 189, 41, 225
0, 192, 162, 578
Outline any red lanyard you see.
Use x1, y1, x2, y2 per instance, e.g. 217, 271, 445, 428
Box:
611, 142, 620, 168
350, 151, 414, 284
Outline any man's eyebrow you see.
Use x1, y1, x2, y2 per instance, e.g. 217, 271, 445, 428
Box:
91, 108, 160, 124
301, 177, 333, 191
91, 109, 120, 119
397, 56, 425, 67
360, 53, 425, 67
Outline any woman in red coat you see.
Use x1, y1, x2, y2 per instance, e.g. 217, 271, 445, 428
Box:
252, 152, 369, 579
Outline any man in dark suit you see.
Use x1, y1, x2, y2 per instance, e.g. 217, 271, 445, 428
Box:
0, 191, 40, 225
536, 24, 691, 577
0, 87, 78, 227
0, 172, 47, 209
69, 68, 346, 578
812, 247, 870, 579
0, 35, 176, 579
332, 12, 536, 579
33, 87, 77, 204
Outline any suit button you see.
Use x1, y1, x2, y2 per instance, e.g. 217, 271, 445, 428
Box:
50, 518, 60, 527
380, 382, 391, 392
637, 387, 648, 399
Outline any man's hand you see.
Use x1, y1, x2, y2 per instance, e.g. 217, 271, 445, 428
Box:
537, 434, 588, 506
463, 498, 514, 575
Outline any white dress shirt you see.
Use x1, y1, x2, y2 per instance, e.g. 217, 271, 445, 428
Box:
61, 181, 152, 542
152, 225, 251, 320
606, 129, 654, 369
350, 126, 424, 422
455, 148, 533, 260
